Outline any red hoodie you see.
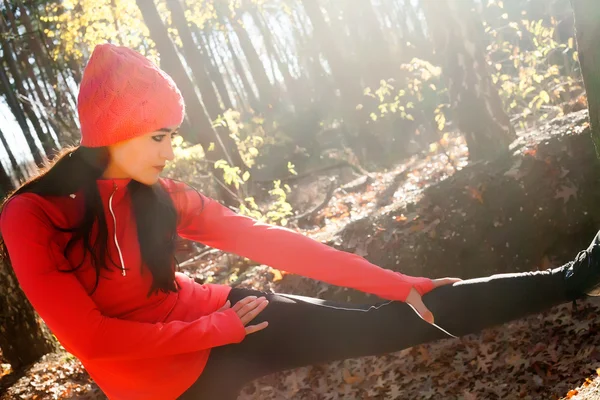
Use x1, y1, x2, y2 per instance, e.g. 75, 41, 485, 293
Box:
1, 178, 433, 399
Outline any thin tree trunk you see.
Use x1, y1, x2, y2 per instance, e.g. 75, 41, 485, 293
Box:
571, 0, 600, 156
0, 128, 24, 183
29, 26, 80, 139
4, 4, 58, 152
136, 0, 240, 205
166, 0, 224, 121
0, 32, 45, 165
166, 0, 245, 170
206, 31, 247, 111
223, 26, 261, 111
250, 8, 299, 108
17, 0, 58, 91
421, 0, 516, 161
1, 7, 55, 157
301, 0, 382, 164
0, 130, 15, 192
195, 29, 234, 110
224, 9, 277, 108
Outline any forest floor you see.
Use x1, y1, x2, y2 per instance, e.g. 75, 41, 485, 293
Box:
3, 121, 600, 399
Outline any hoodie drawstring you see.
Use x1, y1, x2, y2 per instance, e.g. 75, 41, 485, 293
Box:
108, 182, 127, 276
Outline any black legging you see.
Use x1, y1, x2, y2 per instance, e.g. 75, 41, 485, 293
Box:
178, 265, 571, 399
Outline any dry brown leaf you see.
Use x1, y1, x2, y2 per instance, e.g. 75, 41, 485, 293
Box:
342, 368, 363, 385
466, 186, 484, 204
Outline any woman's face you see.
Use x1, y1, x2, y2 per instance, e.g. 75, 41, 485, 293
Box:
103, 126, 179, 185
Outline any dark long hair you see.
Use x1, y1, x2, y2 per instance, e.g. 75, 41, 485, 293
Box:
0, 145, 179, 296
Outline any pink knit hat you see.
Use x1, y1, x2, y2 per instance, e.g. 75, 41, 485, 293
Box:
77, 43, 185, 147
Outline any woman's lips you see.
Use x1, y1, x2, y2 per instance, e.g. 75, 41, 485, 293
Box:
154, 166, 165, 172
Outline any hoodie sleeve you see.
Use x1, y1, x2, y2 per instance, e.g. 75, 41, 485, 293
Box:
0, 194, 246, 362
164, 179, 434, 302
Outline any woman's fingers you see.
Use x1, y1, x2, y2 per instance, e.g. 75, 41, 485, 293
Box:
405, 287, 435, 324
245, 321, 269, 335
230, 295, 270, 327
432, 277, 462, 288
239, 297, 269, 325
232, 296, 258, 313
234, 297, 266, 319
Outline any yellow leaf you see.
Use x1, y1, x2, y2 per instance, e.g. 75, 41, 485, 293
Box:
271, 268, 284, 282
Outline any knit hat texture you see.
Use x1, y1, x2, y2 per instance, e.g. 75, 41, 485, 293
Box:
77, 43, 185, 147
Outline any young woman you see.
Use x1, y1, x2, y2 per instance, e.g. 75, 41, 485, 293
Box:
1, 43, 599, 400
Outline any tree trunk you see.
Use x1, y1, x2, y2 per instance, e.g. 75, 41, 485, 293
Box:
166, 0, 245, 171
0, 12, 53, 162
0, 127, 24, 184
0, 48, 45, 166
301, 0, 382, 164
17, 0, 58, 94
195, 29, 234, 110
572, 0, 600, 156
0, 133, 14, 194
249, 8, 299, 109
4, 3, 58, 154
135, 0, 240, 205
421, 0, 516, 162
206, 31, 248, 111
223, 26, 261, 112
0, 259, 58, 369
224, 8, 277, 109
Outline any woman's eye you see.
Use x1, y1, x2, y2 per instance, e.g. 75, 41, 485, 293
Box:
152, 135, 166, 142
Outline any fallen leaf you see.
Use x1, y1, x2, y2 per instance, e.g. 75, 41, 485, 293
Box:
342, 368, 363, 385
466, 186, 484, 204
555, 183, 578, 204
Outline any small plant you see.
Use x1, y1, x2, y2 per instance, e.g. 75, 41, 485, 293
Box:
485, 12, 582, 130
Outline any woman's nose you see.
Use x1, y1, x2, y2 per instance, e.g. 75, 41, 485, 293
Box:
161, 142, 175, 161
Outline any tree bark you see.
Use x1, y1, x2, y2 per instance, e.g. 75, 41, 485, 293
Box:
571, 0, 600, 156
0, 259, 58, 369
421, 0, 516, 162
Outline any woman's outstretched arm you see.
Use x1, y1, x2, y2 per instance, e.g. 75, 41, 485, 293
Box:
165, 179, 457, 306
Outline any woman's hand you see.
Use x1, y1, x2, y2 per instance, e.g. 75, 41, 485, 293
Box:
218, 296, 269, 335
406, 277, 461, 325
